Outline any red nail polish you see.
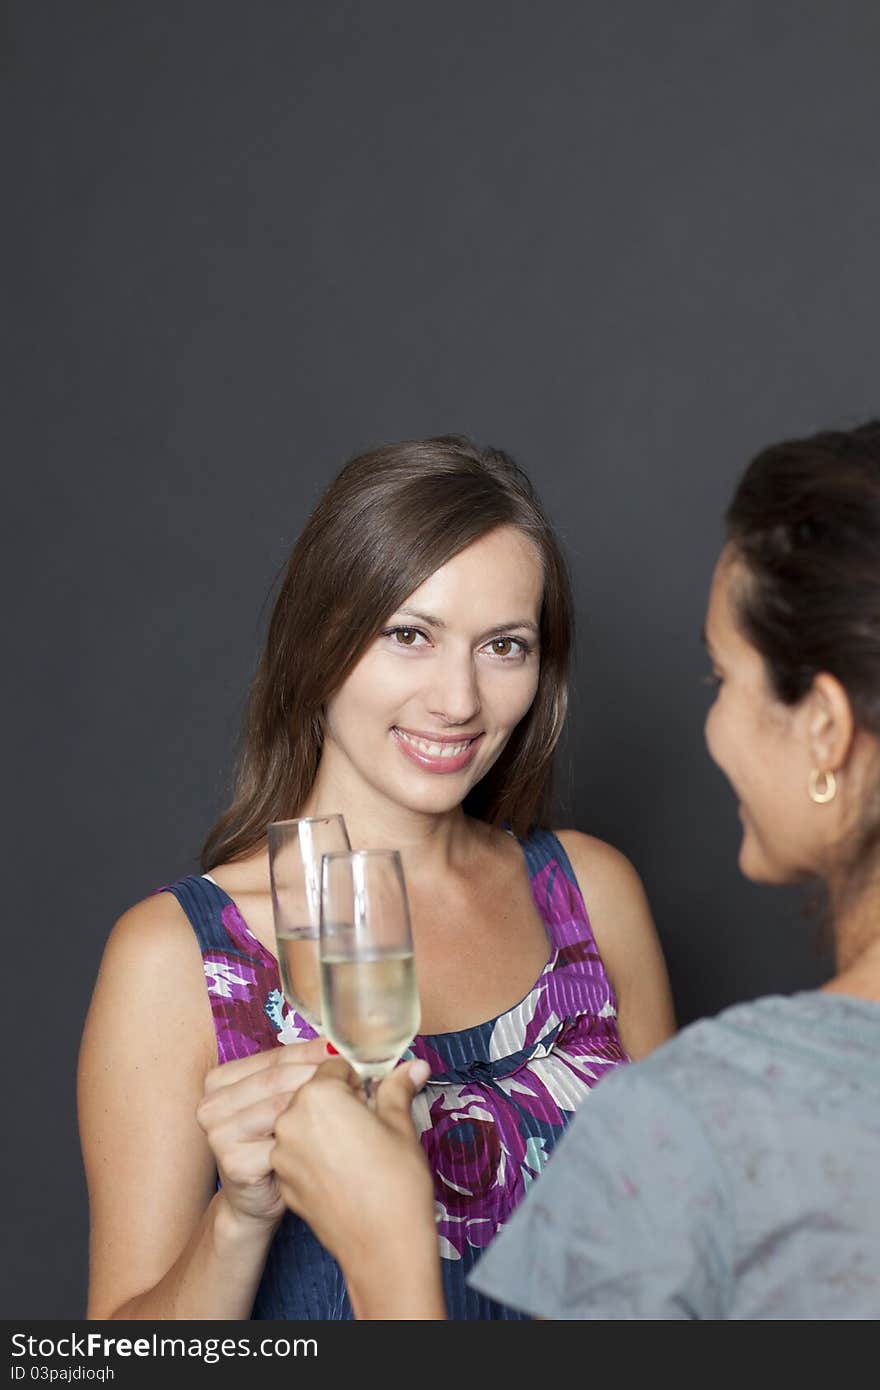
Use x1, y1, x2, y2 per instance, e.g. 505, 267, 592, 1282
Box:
326, 1043, 339, 1055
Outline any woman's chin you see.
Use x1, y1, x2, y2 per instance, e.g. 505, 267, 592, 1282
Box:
737, 833, 785, 885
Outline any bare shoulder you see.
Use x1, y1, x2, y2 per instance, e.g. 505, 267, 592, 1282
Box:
553, 829, 675, 1058
81, 889, 215, 1076
553, 829, 648, 914
95, 889, 207, 989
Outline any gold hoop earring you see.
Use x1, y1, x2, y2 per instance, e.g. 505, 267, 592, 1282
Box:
808, 768, 837, 804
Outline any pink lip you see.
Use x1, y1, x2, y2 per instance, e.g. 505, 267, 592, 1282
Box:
391, 727, 484, 774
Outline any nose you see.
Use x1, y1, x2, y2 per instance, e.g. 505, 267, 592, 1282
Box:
425, 649, 482, 726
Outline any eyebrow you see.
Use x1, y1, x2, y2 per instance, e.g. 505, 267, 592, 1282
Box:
395, 608, 540, 642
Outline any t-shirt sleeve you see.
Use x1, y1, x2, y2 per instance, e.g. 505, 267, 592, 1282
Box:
467, 1064, 733, 1319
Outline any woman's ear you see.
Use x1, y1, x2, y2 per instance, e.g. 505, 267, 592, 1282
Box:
805, 673, 855, 772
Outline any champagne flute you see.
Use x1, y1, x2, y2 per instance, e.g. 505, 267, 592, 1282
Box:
319, 849, 420, 1100
268, 815, 350, 1030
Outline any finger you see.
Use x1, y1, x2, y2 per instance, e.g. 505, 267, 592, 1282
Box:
216, 1056, 321, 1111
277, 1057, 364, 1135
199, 1061, 321, 1131
272, 1039, 336, 1074
308, 1055, 361, 1088
218, 1137, 276, 1189
209, 1089, 303, 1147
374, 1060, 431, 1135
203, 1039, 331, 1093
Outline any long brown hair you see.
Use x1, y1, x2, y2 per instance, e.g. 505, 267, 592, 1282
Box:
202, 436, 574, 868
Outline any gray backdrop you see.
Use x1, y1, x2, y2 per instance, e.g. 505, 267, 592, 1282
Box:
5, 1, 879, 1317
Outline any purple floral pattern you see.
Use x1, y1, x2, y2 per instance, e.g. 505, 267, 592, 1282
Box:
406, 846, 629, 1261
171, 833, 628, 1268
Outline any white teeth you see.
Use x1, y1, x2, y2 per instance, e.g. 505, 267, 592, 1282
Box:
396, 729, 473, 758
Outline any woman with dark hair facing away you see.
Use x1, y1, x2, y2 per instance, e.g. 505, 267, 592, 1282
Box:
78, 436, 675, 1320
271, 421, 880, 1319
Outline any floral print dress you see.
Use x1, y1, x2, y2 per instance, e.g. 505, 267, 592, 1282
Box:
163, 827, 628, 1319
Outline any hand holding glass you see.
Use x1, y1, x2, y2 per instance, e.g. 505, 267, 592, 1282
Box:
319, 849, 420, 1099
268, 815, 351, 1029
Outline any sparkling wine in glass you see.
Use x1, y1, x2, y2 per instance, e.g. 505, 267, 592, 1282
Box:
319, 849, 420, 1098
268, 815, 350, 1029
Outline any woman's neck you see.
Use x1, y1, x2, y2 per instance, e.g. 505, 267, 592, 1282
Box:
823, 894, 880, 1000
298, 766, 487, 876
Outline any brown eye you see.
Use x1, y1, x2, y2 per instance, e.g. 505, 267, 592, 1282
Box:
394, 628, 418, 646
486, 636, 522, 656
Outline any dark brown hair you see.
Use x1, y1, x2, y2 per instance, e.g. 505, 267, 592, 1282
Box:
725, 420, 880, 903
202, 436, 573, 868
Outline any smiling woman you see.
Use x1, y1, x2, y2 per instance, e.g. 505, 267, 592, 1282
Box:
201, 439, 574, 855
320, 526, 544, 817
266, 422, 880, 1321
77, 435, 676, 1321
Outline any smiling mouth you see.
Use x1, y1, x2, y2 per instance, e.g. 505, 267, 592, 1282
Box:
393, 728, 479, 759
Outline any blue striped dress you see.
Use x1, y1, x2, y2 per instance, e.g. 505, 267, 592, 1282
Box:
163, 827, 628, 1319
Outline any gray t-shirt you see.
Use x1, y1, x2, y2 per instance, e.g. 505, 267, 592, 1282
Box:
468, 992, 880, 1319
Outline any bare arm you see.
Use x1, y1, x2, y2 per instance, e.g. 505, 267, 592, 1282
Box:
78, 895, 326, 1319
556, 831, 676, 1060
